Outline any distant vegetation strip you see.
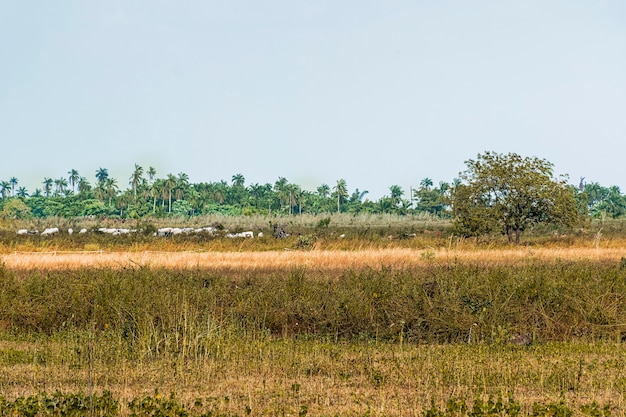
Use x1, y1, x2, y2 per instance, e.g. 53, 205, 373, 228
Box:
3, 247, 626, 271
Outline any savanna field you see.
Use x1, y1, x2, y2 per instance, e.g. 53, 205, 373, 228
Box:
1, 214, 626, 416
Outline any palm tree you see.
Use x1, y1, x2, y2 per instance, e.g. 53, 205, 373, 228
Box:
152, 178, 165, 212
389, 185, 404, 207
68, 169, 80, 193
232, 173, 245, 187
333, 179, 348, 213
9, 177, 18, 197
248, 183, 263, 207
129, 163, 144, 198
165, 174, 177, 212
175, 172, 189, 201
0, 181, 10, 199
104, 178, 118, 207
274, 177, 290, 211
317, 184, 330, 198
420, 177, 433, 190
78, 177, 92, 194
95, 167, 109, 185
43, 178, 53, 197
147, 166, 157, 184
16, 187, 28, 198
54, 178, 68, 196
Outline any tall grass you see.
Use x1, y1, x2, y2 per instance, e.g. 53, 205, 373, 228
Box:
2, 260, 626, 342
2, 261, 626, 414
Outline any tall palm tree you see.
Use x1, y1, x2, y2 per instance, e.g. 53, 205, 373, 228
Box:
317, 183, 330, 198
175, 172, 189, 201
248, 183, 263, 207
274, 177, 290, 210
9, 177, 18, 197
54, 178, 68, 196
165, 174, 177, 212
389, 185, 404, 207
78, 177, 92, 194
232, 173, 245, 187
147, 166, 157, 184
95, 167, 109, 185
68, 169, 80, 193
333, 179, 348, 213
104, 178, 118, 207
0, 181, 10, 199
43, 178, 53, 197
129, 164, 144, 198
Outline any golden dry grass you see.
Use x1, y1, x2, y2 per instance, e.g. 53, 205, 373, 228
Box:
2, 246, 626, 271
1, 338, 624, 416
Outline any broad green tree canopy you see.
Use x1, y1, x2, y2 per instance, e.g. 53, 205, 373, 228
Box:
452, 152, 582, 243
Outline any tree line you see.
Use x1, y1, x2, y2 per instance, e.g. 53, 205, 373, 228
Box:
1, 154, 625, 231
0, 164, 452, 219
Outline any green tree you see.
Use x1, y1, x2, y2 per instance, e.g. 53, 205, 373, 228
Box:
54, 177, 68, 196
42, 178, 53, 198
0, 199, 31, 220
78, 177, 92, 195
0, 181, 10, 199
452, 151, 582, 243
389, 185, 404, 208
68, 169, 80, 193
129, 163, 144, 198
165, 174, 177, 213
9, 177, 18, 197
95, 167, 109, 185
231, 173, 245, 187
104, 178, 118, 207
16, 187, 28, 198
333, 179, 348, 213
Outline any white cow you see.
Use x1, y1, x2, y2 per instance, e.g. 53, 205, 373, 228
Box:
41, 227, 59, 236
16, 229, 28, 235
226, 231, 254, 239
79, 228, 88, 234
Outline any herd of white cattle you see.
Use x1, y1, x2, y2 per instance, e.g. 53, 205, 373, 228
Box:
16, 227, 262, 238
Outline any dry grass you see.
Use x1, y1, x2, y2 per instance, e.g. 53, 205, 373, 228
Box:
1, 337, 624, 416
2, 246, 625, 271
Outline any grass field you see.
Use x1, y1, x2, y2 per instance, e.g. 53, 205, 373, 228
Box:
1, 218, 626, 415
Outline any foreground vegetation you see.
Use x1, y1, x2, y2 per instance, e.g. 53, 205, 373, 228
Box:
2, 255, 626, 415
1, 214, 626, 415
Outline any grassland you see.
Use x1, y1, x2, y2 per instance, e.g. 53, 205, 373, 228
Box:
1, 216, 626, 416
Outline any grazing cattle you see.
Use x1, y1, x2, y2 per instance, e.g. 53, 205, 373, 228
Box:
16, 229, 28, 235
68, 228, 73, 235
79, 228, 88, 234
226, 231, 254, 239
157, 227, 173, 237
257, 232, 264, 238
41, 227, 59, 236
98, 228, 135, 235
195, 226, 216, 236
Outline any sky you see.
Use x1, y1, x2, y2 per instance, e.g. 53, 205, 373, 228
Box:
1, 1, 625, 200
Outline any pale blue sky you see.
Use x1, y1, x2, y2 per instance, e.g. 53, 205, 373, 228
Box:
1, 1, 625, 199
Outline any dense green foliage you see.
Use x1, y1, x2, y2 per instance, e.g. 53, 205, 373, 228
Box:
452, 152, 583, 243
0, 169, 453, 219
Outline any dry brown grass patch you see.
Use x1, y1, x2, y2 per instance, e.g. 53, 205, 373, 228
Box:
2, 247, 626, 271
